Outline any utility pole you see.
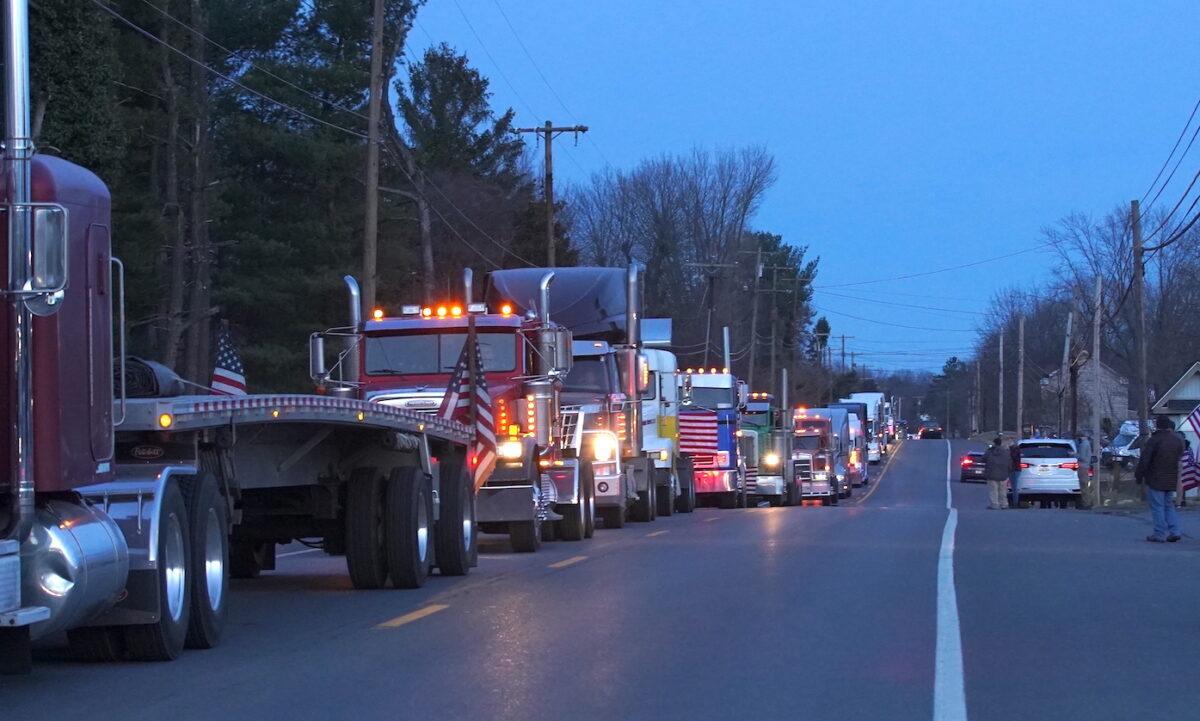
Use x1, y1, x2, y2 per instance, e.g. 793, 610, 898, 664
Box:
850, 351, 856, 370
515, 121, 588, 267
999, 332, 1005, 434
361, 0, 385, 312
1092, 276, 1102, 507
841, 334, 847, 372
746, 244, 763, 390
768, 264, 779, 396
1059, 312, 1073, 436
1016, 316, 1025, 438
1131, 199, 1149, 437
974, 359, 981, 434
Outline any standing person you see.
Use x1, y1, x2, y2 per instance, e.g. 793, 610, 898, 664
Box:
984, 436, 1012, 509
1076, 434, 1093, 508
1135, 416, 1185, 543
1009, 440, 1023, 507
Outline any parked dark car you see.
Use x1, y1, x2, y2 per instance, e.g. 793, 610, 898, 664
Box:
919, 426, 944, 440
959, 451, 986, 482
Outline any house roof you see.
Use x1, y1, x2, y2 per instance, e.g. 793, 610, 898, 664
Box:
1152, 361, 1200, 415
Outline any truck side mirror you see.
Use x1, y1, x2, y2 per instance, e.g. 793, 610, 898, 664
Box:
309, 334, 327, 381
21, 204, 69, 316
680, 375, 693, 406
552, 328, 573, 374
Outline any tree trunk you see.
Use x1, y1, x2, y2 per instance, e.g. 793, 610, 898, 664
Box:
184, 0, 212, 383
416, 169, 435, 302
157, 11, 186, 370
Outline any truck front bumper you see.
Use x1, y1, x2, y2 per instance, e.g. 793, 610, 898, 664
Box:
801, 481, 835, 498
694, 469, 739, 495
592, 460, 624, 509
750, 475, 785, 497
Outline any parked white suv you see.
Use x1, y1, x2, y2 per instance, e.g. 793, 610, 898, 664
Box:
1015, 439, 1080, 508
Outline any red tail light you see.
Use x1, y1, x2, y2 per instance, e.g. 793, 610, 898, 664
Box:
1059, 461, 1079, 470
960, 457, 971, 467
1019, 462, 1031, 469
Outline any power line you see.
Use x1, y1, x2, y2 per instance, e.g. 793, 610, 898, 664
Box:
812, 242, 1054, 290
490, 0, 615, 168
1141, 94, 1200, 209
810, 304, 977, 333
814, 288, 987, 316
135, 0, 370, 123
91, 0, 368, 139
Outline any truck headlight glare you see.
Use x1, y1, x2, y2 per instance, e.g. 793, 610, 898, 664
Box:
763, 452, 780, 468
592, 435, 616, 462
498, 440, 523, 460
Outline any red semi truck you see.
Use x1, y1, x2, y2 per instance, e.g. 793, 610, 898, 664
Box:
0, 2, 476, 672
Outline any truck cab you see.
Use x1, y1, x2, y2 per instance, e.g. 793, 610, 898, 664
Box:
740, 392, 793, 506
351, 278, 589, 552
677, 367, 747, 509
793, 409, 838, 505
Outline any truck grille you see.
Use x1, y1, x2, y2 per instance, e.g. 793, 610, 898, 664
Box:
0, 540, 19, 613
793, 456, 813, 482
560, 409, 581, 450
692, 454, 716, 469
745, 464, 758, 491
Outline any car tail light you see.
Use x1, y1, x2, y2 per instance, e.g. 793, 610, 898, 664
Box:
1020, 462, 1031, 469
1059, 461, 1079, 470
960, 457, 971, 467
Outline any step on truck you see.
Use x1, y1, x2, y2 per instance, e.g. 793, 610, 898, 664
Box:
486, 265, 671, 528
323, 269, 586, 552
677, 367, 748, 509
0, 159, 478, 673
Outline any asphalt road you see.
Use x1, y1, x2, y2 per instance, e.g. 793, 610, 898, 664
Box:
5, 439, 1199, 720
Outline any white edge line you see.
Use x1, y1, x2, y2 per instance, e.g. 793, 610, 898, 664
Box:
934, 438, 968, 721
277, 548, 321, 559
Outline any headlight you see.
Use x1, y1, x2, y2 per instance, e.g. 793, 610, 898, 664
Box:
592, 434, 616, 462
763, 452, 780, 468
498, 440, 523, 460
813, 471, 829, 481
836, 473, 845, 482
658, 449, 669, 462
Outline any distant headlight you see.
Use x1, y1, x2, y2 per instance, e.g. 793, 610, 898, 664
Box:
658, 449, 670, 462
498, 440, 523, 460
763, 452, 780, 468
592, 434, 616, 462
813, 471, 829, 481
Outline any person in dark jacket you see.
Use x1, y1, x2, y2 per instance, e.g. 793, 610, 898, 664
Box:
984, 437, 1012, 509
1136, 416, 1185, 542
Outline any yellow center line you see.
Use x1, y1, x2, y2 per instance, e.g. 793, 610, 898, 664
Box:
645, 530, 669, 537
377, 603, 449, 629
855, 442, 903, 505
548, 555, 587, 569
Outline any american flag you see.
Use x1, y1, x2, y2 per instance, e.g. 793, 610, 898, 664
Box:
210, 324, 247, 396
1185, 403, 1200, 439
678, 409, 719, 454
438, 335, 496, 490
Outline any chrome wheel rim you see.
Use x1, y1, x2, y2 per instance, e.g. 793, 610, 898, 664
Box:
417, 492, 429, 562
461, 490, 475, 553
163, 513, 187, 622
203, 508, 225, 610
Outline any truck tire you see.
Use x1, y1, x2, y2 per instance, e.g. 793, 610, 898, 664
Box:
434, 459, 476, 576
655, 468, 675, 517
122, 480, 191, 661
631, 463, 655, 522
557, 467, 587, 541
509, 520, 542, 552
599, 504, 626, 529
180, 473, 229, 649
581, 462, 596, 538
675, 457, 696, 514
384, 466, 433, 589
345, 467, 389, 590
67, 627, 125, 662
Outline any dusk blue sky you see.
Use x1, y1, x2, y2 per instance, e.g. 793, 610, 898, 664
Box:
412, 1, 1200, 371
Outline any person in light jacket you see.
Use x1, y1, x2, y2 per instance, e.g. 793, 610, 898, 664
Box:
1076, 434, 1093, 508
984, 437, 1012, 509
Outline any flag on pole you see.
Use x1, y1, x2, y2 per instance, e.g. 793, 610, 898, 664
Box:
1181, 448, 1200, 493
438, 336, 496, 489
210, 324, 247, 396
1185, 403, 1200, 439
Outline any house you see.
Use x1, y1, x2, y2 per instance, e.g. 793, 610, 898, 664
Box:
1151, 361, 1200, 428
1041, 358, 1132, 432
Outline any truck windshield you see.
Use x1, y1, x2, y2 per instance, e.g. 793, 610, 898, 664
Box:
564, 357, 609, 393
689, 387, 734, 408
741, 412, 769, 426
364, 331, 516, 375
794, 435, 823, 450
